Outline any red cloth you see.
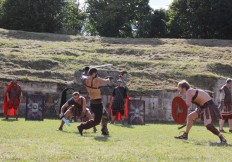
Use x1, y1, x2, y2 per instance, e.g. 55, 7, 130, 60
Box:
3, 83, 21, 116
110, 95, 129, 120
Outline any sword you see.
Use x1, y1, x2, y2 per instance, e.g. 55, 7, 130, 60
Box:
178, 124, 186, 129
62, 117, 71, 126
91, 64, 113, 68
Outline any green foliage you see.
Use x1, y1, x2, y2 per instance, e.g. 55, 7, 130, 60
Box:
0, 0, 4, 26
1, 0, 64, 33
167, 0, 232, 39
1, 0, 232, 39
167, 0, 192, 38
58, 0, 86, 35
136, 9, 168, 38
86, 0, 151, 37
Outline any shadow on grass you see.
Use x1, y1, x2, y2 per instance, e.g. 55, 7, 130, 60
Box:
209, 142, 232, 147
186, 39, 232, 47
4, 30, 73, 42
1, 118, 18, 122
57, 130, 98, 138
94, 135, 109, 142
58, 130, 77, 134
112, 124, 134, 129
100, 37, 165, 47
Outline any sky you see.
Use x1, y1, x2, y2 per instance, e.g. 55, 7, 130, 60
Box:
149, 0, 173, 10
78, 0, 174, 10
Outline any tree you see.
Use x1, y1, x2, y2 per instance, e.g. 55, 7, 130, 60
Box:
0, 0, 4, 27
59, 0, 86, 35
136, 9, 168, 38
1, 0, 64, 33
167, 0, 232, 39
166, 0, 191, 38
85, 0, 151, 37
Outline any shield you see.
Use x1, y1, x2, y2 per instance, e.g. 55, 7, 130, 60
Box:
171, 96, 188, 124
25, 94, 44, 121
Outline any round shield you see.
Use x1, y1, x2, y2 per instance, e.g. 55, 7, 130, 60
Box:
171, 96, 188, 124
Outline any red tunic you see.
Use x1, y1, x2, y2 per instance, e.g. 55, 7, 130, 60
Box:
3, 83, 22, 116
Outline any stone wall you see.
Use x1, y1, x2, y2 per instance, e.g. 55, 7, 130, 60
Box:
0, 78, 228, 121
213, 78, 227, 105
0, 80, 61, 118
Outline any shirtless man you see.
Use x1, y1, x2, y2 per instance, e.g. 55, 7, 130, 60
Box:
77, 68, 113, 136
174, 80, 227, 144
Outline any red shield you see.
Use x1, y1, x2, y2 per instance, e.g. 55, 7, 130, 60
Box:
172, 96, 188, 124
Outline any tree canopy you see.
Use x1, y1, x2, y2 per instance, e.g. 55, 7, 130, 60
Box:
0, 0, 232, 39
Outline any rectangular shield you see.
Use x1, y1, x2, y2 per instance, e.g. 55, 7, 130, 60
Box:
128, 99, 145, 125
25, 94, 44, 121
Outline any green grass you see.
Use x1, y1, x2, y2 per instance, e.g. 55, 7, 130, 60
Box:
0, 118, 232, 161
1, 28, 232, 91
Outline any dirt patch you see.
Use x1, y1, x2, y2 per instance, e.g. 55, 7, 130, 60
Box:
187, 39, 232, 47
96, 48, 146, 56
187, 74, 218, 90
100, 37, 164, 46
15, 59, 60, 70
11, 69, 72, 80
207, 63, 232, 77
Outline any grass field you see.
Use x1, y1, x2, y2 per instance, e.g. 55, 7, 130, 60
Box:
0, 118, 232, 161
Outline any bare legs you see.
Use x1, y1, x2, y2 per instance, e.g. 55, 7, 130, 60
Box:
185, 111, 198, 134
219, 118, 232, 132
219, 119, 225, 132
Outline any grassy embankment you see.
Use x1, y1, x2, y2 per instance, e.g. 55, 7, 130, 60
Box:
0, 28, 232, 91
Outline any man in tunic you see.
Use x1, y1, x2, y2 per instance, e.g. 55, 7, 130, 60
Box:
111, 78, 128, 124
174, 80, 227, 144
218, 78, 232, 133
77, 68, 113, 136
3, 77, 22, 120
57, 92, 94, 131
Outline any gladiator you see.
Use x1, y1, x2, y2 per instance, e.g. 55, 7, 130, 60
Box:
218, 78, 232, 133
175, 80, 227, 144
57, 92, 96, 131
77, 67, 113, 136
